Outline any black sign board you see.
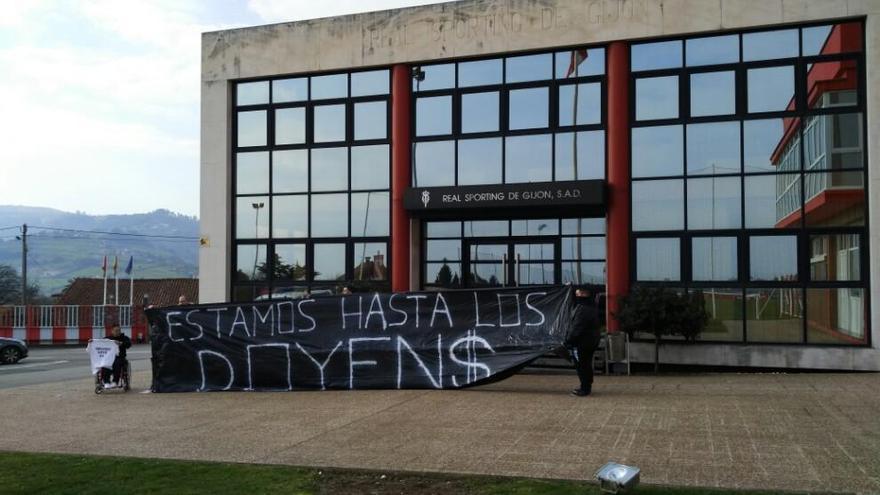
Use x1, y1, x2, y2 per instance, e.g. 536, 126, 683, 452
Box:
404, 180, 605, 218
146, 286, 575, 392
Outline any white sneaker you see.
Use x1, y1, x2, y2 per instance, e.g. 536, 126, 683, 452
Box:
104, 383, 115, 389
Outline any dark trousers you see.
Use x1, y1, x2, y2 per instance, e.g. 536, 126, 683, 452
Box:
111, 357, 124, 383
575, 338, 599, 392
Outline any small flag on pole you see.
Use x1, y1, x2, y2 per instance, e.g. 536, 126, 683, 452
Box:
101, 255, 107, 275
113, 256, 118, 277
124, 256, 133, 275
566, 48, 589, 78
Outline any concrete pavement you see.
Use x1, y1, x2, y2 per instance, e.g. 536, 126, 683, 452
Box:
0, 345, 152, 390
1, 370, 878, 494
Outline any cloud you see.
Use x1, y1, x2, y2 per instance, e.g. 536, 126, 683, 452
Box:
0, 0, 50, 28
2, 1, 434, 216
0, 1, 235, 216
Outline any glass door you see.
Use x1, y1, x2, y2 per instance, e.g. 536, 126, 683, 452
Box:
513, 242, 556, 286
464, 240, 558, 288
466, 242, 508, 287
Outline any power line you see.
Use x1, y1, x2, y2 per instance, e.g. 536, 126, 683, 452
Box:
25, 234, 197, 244
28, 225, 199, 240
0, 226, 20, 231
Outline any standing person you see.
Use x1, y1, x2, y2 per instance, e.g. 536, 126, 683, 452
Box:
105, 325, 132, 388
566, 287, 601, 397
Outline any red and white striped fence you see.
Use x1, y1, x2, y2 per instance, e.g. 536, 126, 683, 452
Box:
0, 305, 149, 345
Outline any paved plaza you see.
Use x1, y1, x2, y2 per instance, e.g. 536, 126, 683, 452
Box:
1, 369, 878, 494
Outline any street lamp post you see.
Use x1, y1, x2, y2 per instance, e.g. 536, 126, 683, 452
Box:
251, 202, 265, 280
538, 223, 547, 284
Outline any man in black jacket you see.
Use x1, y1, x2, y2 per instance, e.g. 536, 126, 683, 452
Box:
566, 288, 601, 396
105, 325, 132, 388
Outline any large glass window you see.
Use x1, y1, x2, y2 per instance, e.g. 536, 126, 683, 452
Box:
632, 180, 683, 231
413, 47, 606, 187
273, 78, 307, 103
690, 71, 735, 116
559, 83, 601, 126
630, 22, 868, 345
354, 101, 386, 140
635, 76, 678, 121
416, 96, 452, 136
313, 104, 346, 142
747, 66, 795, 113
686, 35, 739, 66
750, 236, 798, 281
275, 107, 306, 145
692, 237, 737, 281
555, 131, 604, 181
273, 150, 307, 193
687, 177, 741, 230
631, 40, 682, 71
509, 87, 549, 129
310, 147, 347, 191
272, 195, 308, 238
311, 194, 348, 237
237, 82, 269, 106
461, 91, 499, 133
458, 58, 502, 87
350, 145, 389, 190
424, 218, 606, 289
505, 135, 551, 183
233, 69, 391, 297
686, 122, 740, 175
237, 110, 266, 147
458, 138, 502, 185
746, 288, 803, 343
236, 152, 269, 195
412, 141, 454, 187
636, 238, 680, 281
632, 125, 682, 177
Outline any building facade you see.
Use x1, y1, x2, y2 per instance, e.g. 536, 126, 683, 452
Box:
200, 0, 880, 370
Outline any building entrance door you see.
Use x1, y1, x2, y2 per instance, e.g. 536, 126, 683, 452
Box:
464, 240, 557, 288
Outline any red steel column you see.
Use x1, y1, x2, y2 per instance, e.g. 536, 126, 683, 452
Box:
606, 41, 630, 331
391, 65, 412, 292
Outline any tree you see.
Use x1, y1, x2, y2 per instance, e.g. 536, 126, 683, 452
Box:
614, 286, 708, 373
254, 253, 307, 281
0, 264, 41, 305
678, 290, 710, 343
434, 259, 453, 286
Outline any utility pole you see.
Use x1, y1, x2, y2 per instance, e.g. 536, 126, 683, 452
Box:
20, 224, 27, 306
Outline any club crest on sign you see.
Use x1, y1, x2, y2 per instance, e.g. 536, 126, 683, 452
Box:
421, 190, 430, 207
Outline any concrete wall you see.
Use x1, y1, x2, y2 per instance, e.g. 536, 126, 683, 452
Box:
200, 0, 880, 370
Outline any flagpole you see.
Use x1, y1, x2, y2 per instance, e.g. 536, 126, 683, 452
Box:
129, 266, 134, 306
570, 50, 584, 284
102, 255, 108, 306
114, 256, 119, 305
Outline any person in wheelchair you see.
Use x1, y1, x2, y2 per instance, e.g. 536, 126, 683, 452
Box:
102, 325, 131, 389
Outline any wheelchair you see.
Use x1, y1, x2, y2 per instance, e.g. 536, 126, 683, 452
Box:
94, 358, 131, 394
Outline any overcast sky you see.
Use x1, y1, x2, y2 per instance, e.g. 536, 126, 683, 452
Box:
0, 0, 437, 217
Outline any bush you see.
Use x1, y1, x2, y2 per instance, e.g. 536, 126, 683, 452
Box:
614, 287, 708, 372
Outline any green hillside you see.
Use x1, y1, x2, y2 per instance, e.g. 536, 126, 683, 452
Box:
0, 206, 198, 297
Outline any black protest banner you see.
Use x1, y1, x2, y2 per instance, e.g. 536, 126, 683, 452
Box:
146, 286, 573, 392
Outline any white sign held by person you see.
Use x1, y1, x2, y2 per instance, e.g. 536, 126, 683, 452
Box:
87, 339, 119, 374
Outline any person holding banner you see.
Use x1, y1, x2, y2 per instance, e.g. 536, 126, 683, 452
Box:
105, 325, 131, 388
567, 288, 601, 397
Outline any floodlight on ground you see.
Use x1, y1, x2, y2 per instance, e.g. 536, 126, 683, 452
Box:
595, 462, 640, 493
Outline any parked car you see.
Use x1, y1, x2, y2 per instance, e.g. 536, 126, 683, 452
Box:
0, 337, 28, 364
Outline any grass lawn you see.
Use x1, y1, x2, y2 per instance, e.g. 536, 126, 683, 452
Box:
0, 451, 833, 495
